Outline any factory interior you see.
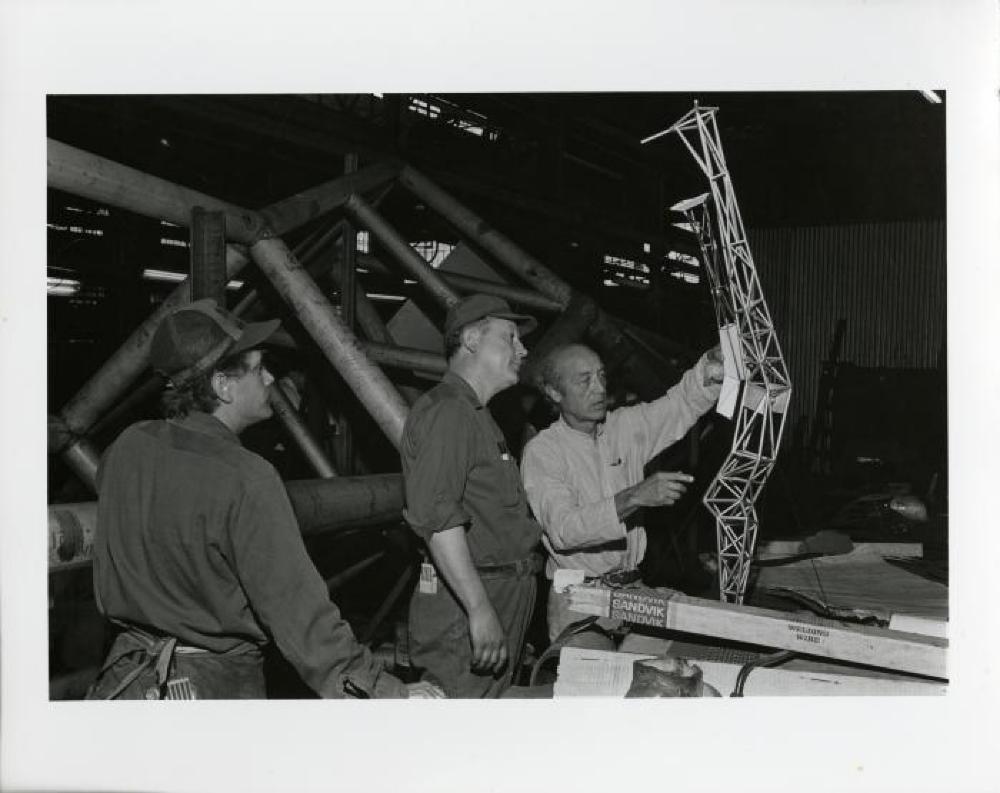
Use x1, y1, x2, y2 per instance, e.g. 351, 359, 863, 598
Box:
45, 91, 949, 701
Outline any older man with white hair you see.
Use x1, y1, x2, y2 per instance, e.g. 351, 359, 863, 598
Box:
521, 343, 723, 651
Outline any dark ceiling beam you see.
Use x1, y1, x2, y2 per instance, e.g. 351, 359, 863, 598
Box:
153, 96, 389, 164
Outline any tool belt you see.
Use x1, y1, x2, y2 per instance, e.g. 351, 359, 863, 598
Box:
94, 625, 255, 700
475, 553, 543, 578
586, 568, 642, 588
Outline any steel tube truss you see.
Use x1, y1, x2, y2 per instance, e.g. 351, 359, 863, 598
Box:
667, 105, 792, 604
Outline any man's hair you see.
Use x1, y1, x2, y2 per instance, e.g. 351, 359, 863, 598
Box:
538, 343, 604, 403
160, 350, 254, 419
539, 344, 573, 396
443, 317, 491, 362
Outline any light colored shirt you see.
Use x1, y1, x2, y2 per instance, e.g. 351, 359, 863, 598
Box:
521, 355, 720, 579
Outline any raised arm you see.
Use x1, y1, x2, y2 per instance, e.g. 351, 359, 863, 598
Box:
616, 348, 723, 465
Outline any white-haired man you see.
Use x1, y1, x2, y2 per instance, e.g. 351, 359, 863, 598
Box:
521, 343, 723, 651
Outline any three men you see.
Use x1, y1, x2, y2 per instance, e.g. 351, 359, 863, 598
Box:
521, 343, 723, 650
400, 295, 542, 697
89, 299, 442, 700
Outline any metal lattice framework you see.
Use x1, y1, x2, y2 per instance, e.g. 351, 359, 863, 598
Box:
667, 105, 792, 604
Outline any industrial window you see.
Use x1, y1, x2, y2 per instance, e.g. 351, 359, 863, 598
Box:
665, 250, 700, 284
408, 96, 501, 142
603, 254, 650, 289
411, 240, 454, 269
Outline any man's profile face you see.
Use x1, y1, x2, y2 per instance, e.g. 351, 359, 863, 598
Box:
226, 349, 275, 425
548, 346, 608, 426
472, 317, 526, 389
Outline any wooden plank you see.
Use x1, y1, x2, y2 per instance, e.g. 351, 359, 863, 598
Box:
553, 648, 946, 697
757, 540, 923, 560
567, 585, 947, 679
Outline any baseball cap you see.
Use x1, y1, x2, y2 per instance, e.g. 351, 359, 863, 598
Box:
443, 294, 538, 338
149, 298, 280, 382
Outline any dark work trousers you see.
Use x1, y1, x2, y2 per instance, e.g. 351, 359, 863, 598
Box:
86, 629, 266, 700
408, 564, 537, 698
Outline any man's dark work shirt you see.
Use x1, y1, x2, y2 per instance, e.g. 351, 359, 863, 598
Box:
401, 372, 541, 564
94, 411, 404, 698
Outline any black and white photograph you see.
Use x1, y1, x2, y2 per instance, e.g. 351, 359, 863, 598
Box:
2, 2, 998, 792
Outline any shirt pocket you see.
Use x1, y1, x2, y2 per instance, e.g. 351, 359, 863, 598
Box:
497, 456, 525, 509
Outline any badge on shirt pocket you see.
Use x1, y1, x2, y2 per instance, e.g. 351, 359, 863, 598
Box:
419, 562, 438, 595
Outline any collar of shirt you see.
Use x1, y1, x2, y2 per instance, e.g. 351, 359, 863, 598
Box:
554, 412, 606, 440
441, 370, 484, 411
175, 411, 242, 445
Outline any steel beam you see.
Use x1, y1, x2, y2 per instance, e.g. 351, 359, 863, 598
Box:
48, 474, 405, 570
268, 382, 338, 478
48, 245, 250, 455
356, 254, 562, 313
398, 166, 672, 398
325, 551, 386, 592
361, 341, 447, 376
48, 139, 267, 243
398, 166, 572, 305
344, 193, 460, 308
48, 139, 398, 243
248, 237, 410, 447
48, 416, 101, 491
189, 208, 228, 303
48, 141, 389, 451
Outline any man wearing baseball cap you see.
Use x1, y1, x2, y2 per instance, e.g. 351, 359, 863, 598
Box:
400, 294, 543, 697
88, 298, 442, 700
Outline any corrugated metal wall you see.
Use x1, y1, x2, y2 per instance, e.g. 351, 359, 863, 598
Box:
746, 220, 946, 444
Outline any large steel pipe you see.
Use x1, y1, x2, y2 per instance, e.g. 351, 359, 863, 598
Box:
49, 139, 267, 243
268, 382, 338, 478
399, 166, 672, 398
398, 166, 572, 305
248, 237, 410, 447
48, 143, 403, 463
48, 417, 101, 490
49, 246, 250, 453
361, 342, 447, 376
439, 271, 562, 313
259, 161, 400, 234
48, 140, 397, 245
356, 254, 562, 314
232, 220, 346, 318
343, 194, 460, 309
329, 262, 393, 345
49, 474, 405, 571
81, 229, 338, 450
285, 474, 404, 536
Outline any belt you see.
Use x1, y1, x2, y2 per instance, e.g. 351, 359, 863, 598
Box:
585, 569, 642, 587
475, 554, 543, 577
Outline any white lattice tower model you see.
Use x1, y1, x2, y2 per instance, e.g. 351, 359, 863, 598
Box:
665, 105, 792, 604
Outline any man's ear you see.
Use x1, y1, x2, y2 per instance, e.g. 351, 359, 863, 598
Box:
543, 383, 562, 405
461, 324, 481, 354
211, 371, 230, 402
